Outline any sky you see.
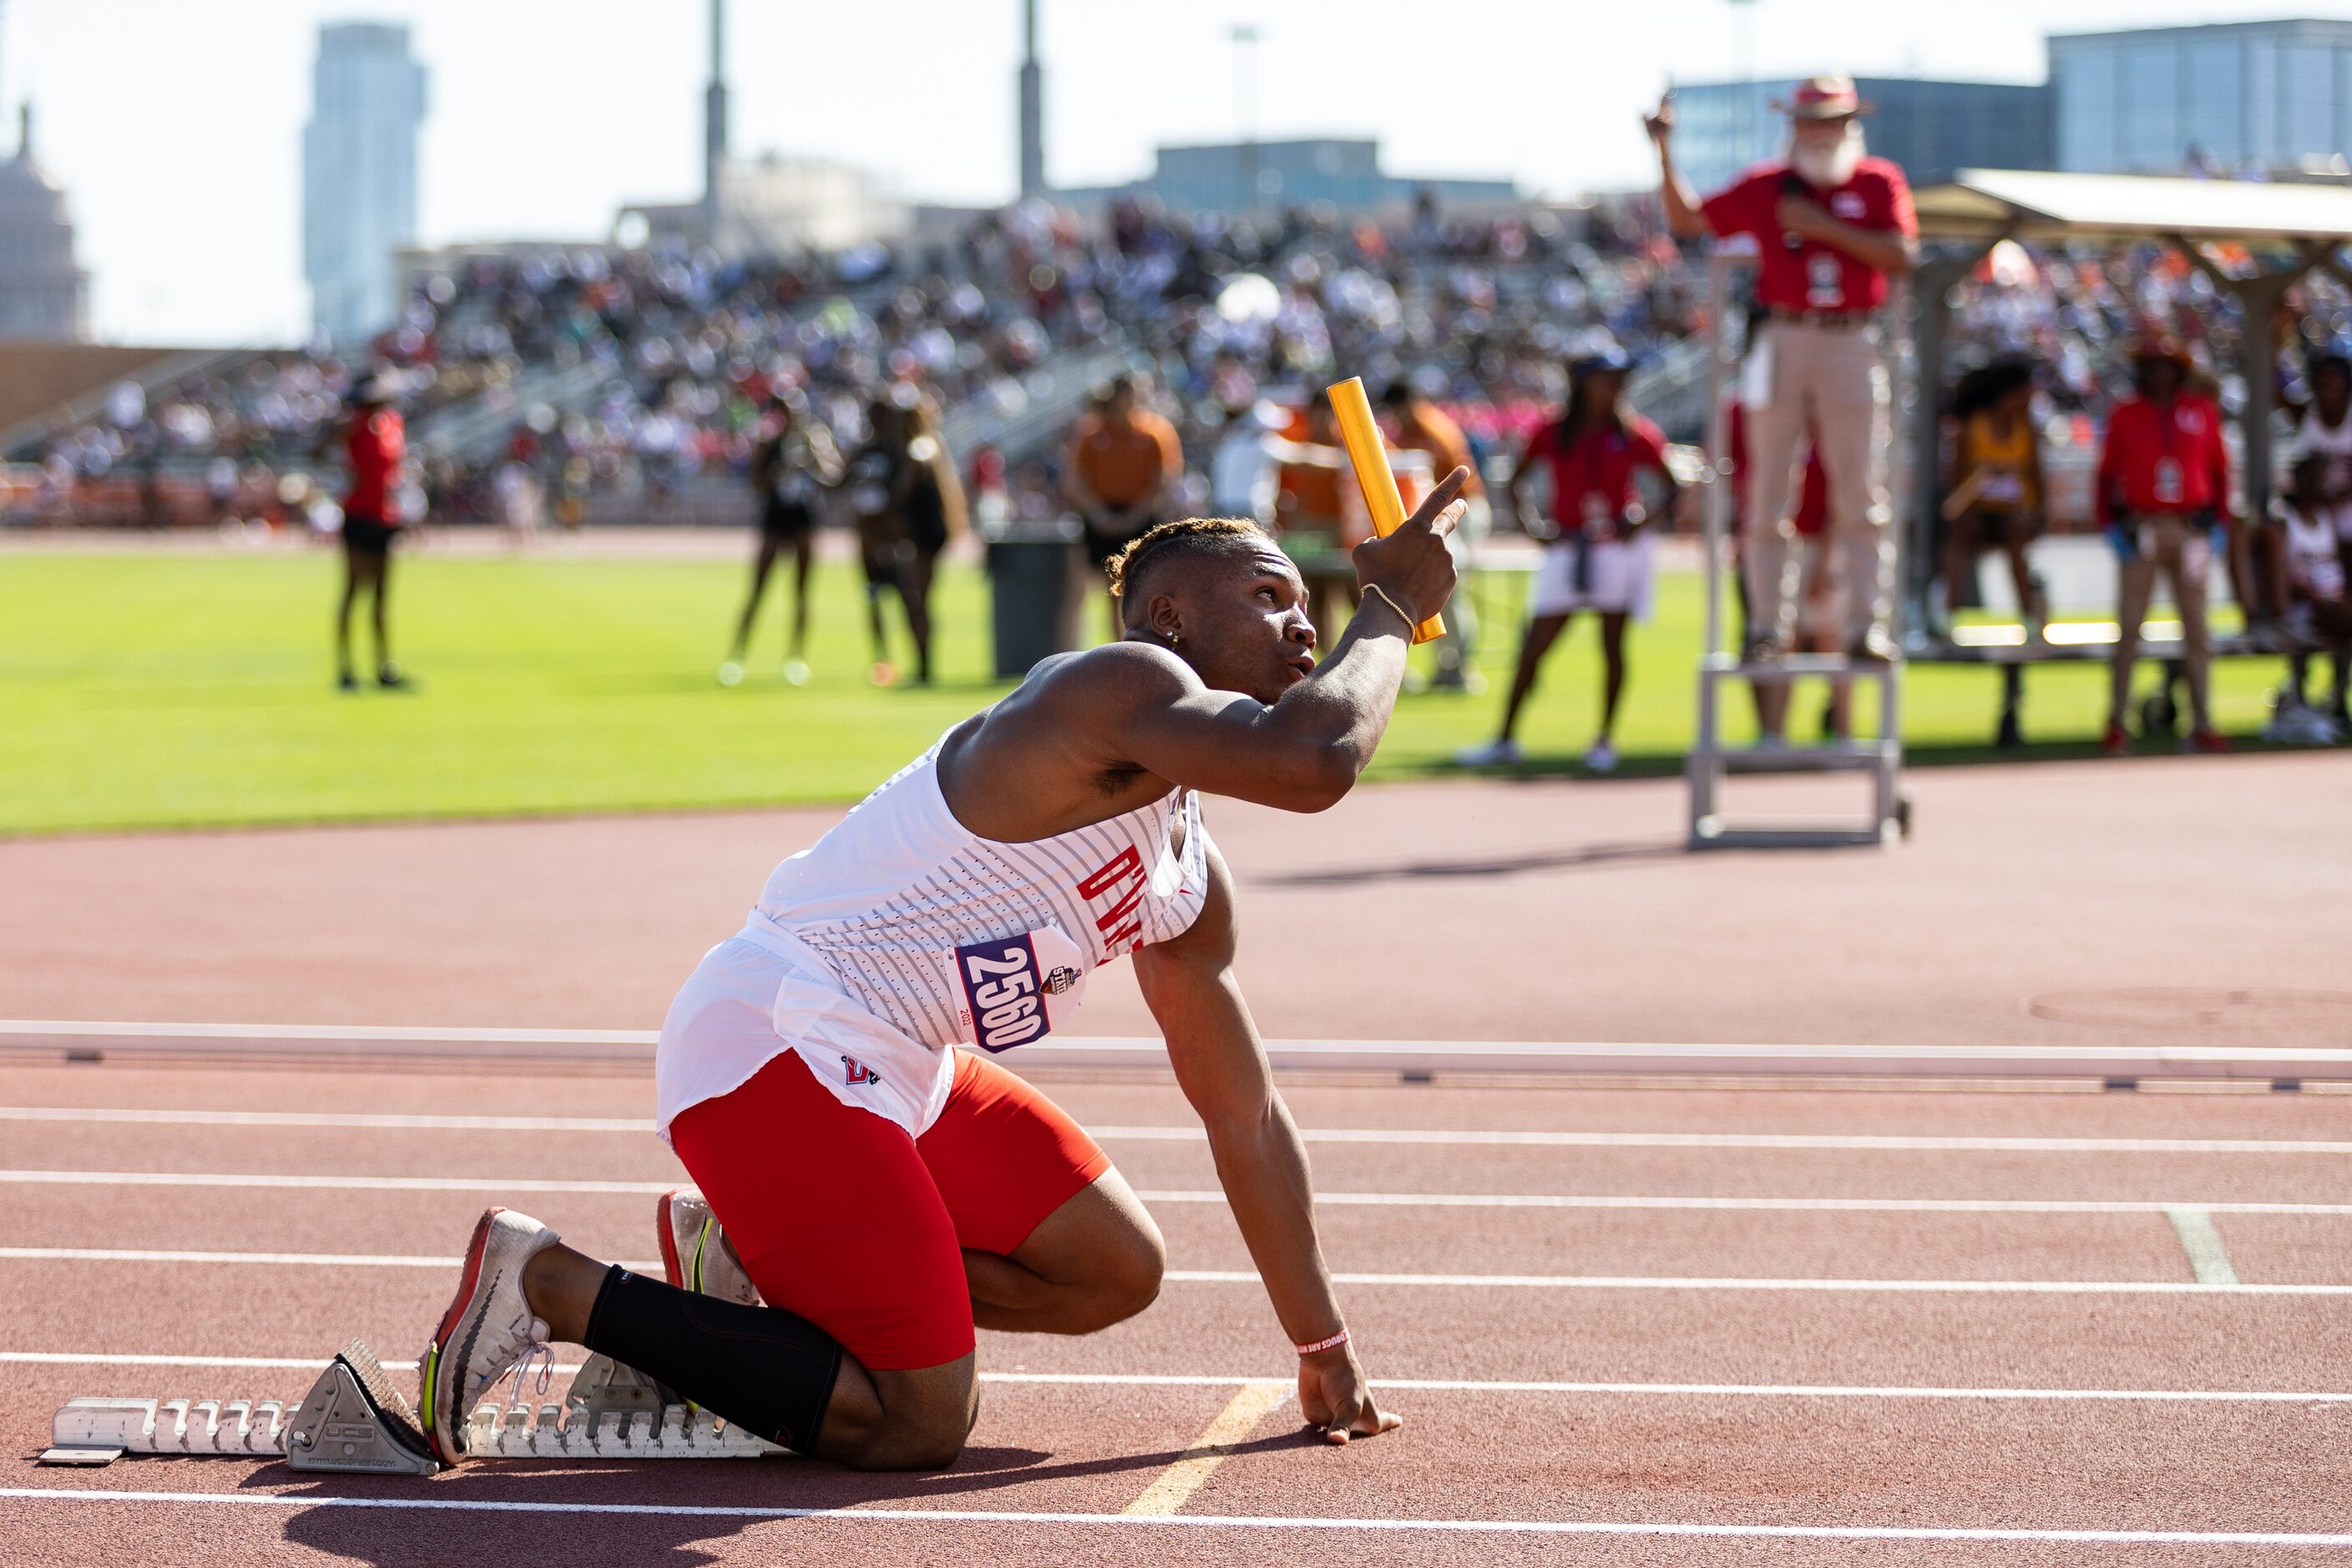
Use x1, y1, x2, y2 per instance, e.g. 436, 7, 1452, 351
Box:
10, 0, 2350, 346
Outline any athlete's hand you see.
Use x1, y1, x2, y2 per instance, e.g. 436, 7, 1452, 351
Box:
1643, 93, 1677, 145
1351, 465, 1465, 629
1297, 1343, 1402, 1445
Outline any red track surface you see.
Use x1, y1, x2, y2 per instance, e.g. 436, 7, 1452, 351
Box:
4, 760, 2349, 1560
4, 1063, 2350, 1565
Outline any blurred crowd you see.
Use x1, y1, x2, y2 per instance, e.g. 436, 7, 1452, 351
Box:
13, 192, 2350, 544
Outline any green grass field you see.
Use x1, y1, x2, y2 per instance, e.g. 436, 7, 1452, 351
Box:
0, 544, 2289, 835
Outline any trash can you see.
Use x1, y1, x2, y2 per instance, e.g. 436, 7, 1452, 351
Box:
985, 515, 1086, 679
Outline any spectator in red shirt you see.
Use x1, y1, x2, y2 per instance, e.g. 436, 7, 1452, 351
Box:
336, 370, 412, 691
2096, 334, 2231, 755
1458, 347, 1678, 773
1648, 75, 1916, 663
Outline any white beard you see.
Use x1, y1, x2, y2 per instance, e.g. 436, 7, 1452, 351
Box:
1790, 125, 1865, 187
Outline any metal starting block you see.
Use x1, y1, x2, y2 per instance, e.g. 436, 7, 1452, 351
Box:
43, 1343, 785, 1469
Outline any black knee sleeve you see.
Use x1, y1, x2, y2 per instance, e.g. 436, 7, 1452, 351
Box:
582, 1267, 843, 1453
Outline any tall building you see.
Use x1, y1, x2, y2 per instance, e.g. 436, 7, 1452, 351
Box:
1667, 78, 2055, 193
2049, 18, 2352, 176
0, 104, 89, 341
302, 22, 427, 346
1058, 139, 1515, 216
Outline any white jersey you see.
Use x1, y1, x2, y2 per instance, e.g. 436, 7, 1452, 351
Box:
656, 733, 1211, 1136
2284, 503, 2346, 603
2293, 412, 2352, 539
2293, 410, 2352, 477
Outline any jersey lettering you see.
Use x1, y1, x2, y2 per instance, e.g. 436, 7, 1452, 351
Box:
1076, 845, 1143, 900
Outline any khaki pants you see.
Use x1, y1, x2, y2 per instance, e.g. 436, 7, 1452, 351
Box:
2109, 513, 2214, 733
1742, 319, 1894, 649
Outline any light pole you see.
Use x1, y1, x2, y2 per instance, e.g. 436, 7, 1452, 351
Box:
1019, 0, 1046, 199
1231, 24, 1259, 212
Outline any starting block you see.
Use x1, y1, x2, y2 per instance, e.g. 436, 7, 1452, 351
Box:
42, 1341, 786, 1469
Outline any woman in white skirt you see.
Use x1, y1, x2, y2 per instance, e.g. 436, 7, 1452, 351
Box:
1458, 349, 1677, 772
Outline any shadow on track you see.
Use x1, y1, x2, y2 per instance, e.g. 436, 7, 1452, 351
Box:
271, 1431, 1316, 1560
1255, 837, 1685, 886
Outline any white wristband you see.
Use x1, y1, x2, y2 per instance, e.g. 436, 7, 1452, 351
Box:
1294, 1328, 1350, 1357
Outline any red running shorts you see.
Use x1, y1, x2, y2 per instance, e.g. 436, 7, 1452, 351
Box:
669, 1047, 1110, 1370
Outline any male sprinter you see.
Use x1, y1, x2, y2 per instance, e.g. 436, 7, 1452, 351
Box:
417, 468, 1470, 1471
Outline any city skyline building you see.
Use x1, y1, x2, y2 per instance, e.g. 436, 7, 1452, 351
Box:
302, 20, 427, 346
2051, 18, 2352, 176
1056, 137, 1515, 217
1666, 76, 2055, 195
0, 102, 89, 341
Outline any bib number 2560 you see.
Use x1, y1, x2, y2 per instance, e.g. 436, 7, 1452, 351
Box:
954, 935, 1049, 1051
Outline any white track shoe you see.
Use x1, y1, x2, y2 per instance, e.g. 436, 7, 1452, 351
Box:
657, 1188, 761, 1307
1454, 736, 1523, 767
419, 1207, 561, 1464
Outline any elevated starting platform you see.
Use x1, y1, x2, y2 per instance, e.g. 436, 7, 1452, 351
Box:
39, 1340, 785, 1471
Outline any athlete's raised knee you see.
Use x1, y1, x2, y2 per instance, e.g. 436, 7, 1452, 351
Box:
1075, 1222, 1164, 1332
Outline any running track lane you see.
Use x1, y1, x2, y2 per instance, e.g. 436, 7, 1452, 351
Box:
2, 1066, 2347, 1563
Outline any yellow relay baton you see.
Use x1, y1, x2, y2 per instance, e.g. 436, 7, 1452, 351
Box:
1324, 375, 1446, 644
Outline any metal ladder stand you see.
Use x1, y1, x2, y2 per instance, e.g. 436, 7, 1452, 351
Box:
1687, 249, 1909, 848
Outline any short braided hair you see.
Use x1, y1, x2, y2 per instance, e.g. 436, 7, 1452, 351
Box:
1105, 515, 1269, 605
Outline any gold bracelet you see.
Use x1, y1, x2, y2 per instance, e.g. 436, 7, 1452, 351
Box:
1363, 582, 1417, 632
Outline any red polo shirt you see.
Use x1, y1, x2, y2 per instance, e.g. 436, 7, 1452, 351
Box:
2095, 392, 2229, 524
1701, 157, 1915, 314
1523, 412, 1669, 527
345, 408, 405, 523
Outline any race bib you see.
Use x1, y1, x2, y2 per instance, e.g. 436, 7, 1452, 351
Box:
951, 926, 1088, 1052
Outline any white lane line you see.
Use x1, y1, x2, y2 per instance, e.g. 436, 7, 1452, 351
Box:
1164, 1271, 2352, 1295
0, 1169, 675, 1196
3, 1246, 2346, 1294
0, 1106, 645, 1132
3, 1489, 2349, 1546
3, 1105, 2347, 1154
7, 1352, 2347, 1404
1122, 1380, 1290, 1516
2167, 1207, 2243, 1286
10, 1169, 2352, 1216
0, 1247, 661, 1270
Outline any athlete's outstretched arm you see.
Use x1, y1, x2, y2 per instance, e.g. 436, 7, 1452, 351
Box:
1134, 843, 1399, 1445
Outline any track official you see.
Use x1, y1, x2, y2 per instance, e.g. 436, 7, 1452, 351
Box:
1648, 74, 1917, 661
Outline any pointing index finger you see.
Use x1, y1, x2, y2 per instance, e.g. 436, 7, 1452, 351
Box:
1403, 466, 1469, 536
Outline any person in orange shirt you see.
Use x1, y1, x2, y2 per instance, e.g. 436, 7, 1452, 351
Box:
1378, 380, 1487, 690
1063, 376, 1183, 638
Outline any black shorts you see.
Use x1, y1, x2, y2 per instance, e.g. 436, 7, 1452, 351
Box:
761, 502, 817, 544
343, 517, 398, 557
1084, 513, 1158, 574
1962, 510, 2028, 548
904, 491, 949, 559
